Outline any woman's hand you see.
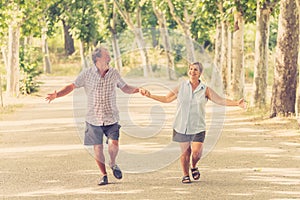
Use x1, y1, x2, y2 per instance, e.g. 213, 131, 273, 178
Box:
238, 98, 247, 110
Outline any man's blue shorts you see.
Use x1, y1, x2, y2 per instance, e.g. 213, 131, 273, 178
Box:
84, 122, 121, 145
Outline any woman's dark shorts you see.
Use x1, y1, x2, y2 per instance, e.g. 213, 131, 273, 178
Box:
172, 129, 206, 143
84, 122, 121, 145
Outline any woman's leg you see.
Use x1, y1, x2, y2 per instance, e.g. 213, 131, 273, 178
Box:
191, 142, 204, 168
179, 142, 192, 177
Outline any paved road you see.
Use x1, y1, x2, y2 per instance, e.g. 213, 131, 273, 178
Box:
1, 76, 300, 200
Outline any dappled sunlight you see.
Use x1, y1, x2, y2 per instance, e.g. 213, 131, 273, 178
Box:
120, 143, 176, 153
225, 146, 286, 154
8, 187, 144, 197
245, 176, 300, 185
0, 144, 83, 154
0, 117, 78, 127
228, 193, 254, 196
69, 170, 99, 175
223, 167, 300, 185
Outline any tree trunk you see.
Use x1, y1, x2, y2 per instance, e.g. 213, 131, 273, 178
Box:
1, 46, 8, 70
62, 20, 75, 56
42, 27, 51, 74
111, 33, 122, 71
231, 11, 245, 99
6, 22, 20, 97
0, 74, 3, 107
252, 3, 271, 108
79, 40, 88, 68
152, 1, 175, 80
1, 47, 7, 104
221, 21, 231, 93
214, 22, 222, 71
211, 22, 223, 93
159, 17, 175, 79
113, 0, 152, 77
110, 2, 122, 72
134, 28, 152, 77
270, 0, 299, 117
160, 27, 176, 80
295, 0, 300, 117
184, 30, 196, 63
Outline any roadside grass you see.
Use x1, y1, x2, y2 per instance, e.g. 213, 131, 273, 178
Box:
47, 62, 82, 76
245, 104, 299, 130
0, 104, 23, 119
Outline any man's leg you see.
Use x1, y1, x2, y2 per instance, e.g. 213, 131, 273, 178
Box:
107, 139, 122, 179
94, 144, 107, 176
108, 139, 119, 167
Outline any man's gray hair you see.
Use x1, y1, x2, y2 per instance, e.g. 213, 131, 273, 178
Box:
92, 47, 103, 64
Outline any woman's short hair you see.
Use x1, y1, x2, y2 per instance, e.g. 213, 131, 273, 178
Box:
189, 62, 203, 73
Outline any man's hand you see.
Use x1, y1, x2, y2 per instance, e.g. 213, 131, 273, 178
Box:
45, 91, 57, 103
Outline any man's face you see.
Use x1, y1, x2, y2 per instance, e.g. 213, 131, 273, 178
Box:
101, 49, 111, 64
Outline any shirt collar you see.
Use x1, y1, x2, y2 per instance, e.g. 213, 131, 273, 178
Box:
186, 80, 205, 91
92, 65, 111, 75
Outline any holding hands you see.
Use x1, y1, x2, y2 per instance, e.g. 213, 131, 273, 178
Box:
139, 88, 151, 97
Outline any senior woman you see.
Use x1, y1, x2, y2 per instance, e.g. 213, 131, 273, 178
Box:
140, 62, 246, 183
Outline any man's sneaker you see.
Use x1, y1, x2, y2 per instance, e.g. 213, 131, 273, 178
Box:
111, 165, 122, 179
98, 175, 108, 186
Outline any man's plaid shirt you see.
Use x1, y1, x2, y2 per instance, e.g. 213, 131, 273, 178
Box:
74, 66, 126, 126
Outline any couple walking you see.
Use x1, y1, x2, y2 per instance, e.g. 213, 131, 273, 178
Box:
45, 47, 245, 185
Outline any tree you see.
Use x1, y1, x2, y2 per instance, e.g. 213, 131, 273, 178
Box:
296, 0, 300, 117
101, 0, 126, 71
231, 6, 245, 100
219, 2, 232, 94
165, 0, 198, 63
21, 0, 53, 74
114, 0, 153, 77
252, 0, 279, 108
69, 0, 99, 68
270, 0, 299, 117
152, 0, 176, 80
228, 0, 256, 99
47, 0, 76, 56
5, 2, 22, 97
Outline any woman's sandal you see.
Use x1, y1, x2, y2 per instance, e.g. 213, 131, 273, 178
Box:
182, 175, 191, 184
191, 167, 200, 180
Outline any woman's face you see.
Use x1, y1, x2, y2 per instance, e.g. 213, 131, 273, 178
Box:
188, 64, 201, 79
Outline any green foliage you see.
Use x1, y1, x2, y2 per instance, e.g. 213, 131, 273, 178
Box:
175, 66, 187, 77
142, 1, 158, 29
19, 46, 43, 95
96, 0, 127, 42
69, 0, 99, 48
192, 0, 218, 45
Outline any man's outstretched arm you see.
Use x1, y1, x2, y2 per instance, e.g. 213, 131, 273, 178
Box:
45, 83, 75, 103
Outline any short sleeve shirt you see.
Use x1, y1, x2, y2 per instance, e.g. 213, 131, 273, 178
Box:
74, 66, 126, 126
173, 80, 207, 134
